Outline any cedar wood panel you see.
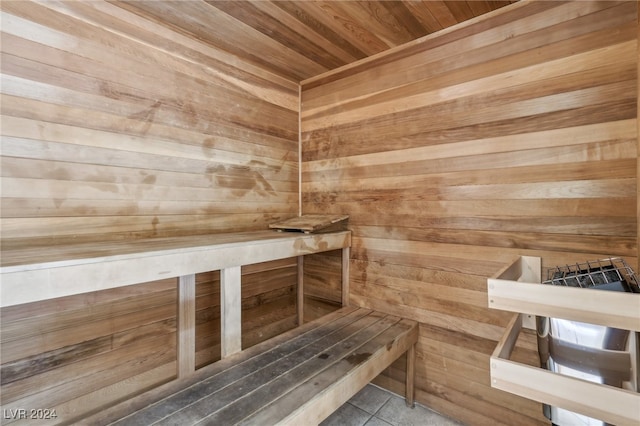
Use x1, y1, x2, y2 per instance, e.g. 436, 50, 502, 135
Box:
0, 1, 638, 425
0, 1, 299, 421
114, 0, 516, 82
301, 2, 638, 425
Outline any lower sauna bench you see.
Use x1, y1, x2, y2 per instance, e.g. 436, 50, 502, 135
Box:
84, 306, 418, 426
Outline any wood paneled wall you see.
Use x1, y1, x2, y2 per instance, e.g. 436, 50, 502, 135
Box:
301, 2, 638, 425
302, 250, 345, 321
1, 1, 298, 240
1, 1, 299, 422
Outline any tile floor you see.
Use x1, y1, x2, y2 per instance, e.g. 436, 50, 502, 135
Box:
320, 384, 463, 426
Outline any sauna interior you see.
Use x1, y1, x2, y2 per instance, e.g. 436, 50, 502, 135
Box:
1, 1, 638, 425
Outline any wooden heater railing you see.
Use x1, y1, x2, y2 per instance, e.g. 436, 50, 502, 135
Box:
487, 256, 640, 426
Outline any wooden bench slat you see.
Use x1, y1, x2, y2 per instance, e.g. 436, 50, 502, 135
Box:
237, 319, 418, 426
145, 311, 387, 425
106, 309, 375, 425
85, 306, 361, 425
85, 307, 418, 426
109, 309, 376, 425
194, 314, 403, 425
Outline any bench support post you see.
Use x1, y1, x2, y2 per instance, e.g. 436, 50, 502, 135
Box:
342, 247, 350, 306
406, 342, 416, 408
177, 274, 196, 377
297, 256, 304, 325
221, 266, 242, 358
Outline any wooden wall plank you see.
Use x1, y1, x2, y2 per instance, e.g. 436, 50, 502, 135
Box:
301, 2, 638, 425
1, 0, 299, 242
0, 0, 299, 420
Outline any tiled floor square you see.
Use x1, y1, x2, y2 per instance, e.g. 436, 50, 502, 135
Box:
320, 402, 371, 426
348, 383, 393, 414
320, 385, 464, 426
375, 395, 463, 426
364, 416, 394, 426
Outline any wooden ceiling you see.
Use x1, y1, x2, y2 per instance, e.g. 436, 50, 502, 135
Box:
115, 1, 517, 82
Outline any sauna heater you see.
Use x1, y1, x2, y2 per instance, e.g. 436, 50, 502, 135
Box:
536, 258, 639, 426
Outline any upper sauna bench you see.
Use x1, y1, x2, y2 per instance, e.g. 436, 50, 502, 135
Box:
0, 230, 352, 308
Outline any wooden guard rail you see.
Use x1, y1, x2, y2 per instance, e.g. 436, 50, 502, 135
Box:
487, 256, 640, 426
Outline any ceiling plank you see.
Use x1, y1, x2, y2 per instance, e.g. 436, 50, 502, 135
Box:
425, 1, 460, 28
273, 1, 369, 62
107, 0, 517, 82
206, 1, 347, 71
402, 1, 445, 34
253, 1, 361, 65
304, 1, 392, 55
444, 1, 477, 22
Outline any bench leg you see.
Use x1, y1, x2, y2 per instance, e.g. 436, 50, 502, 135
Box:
406, 343, 416, 408
341, 246, 350, 306
177, 274, 196, 378
297, 256, 304, 325
221, 266, 242, 358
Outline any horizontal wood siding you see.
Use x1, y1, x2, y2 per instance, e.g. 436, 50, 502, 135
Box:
0, 1, 299, 422
0, 279, 178, 422
194, 259, 298, 370
1, 0, 299, 240
303, 250, 344, 322
301, 1, 638, 425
